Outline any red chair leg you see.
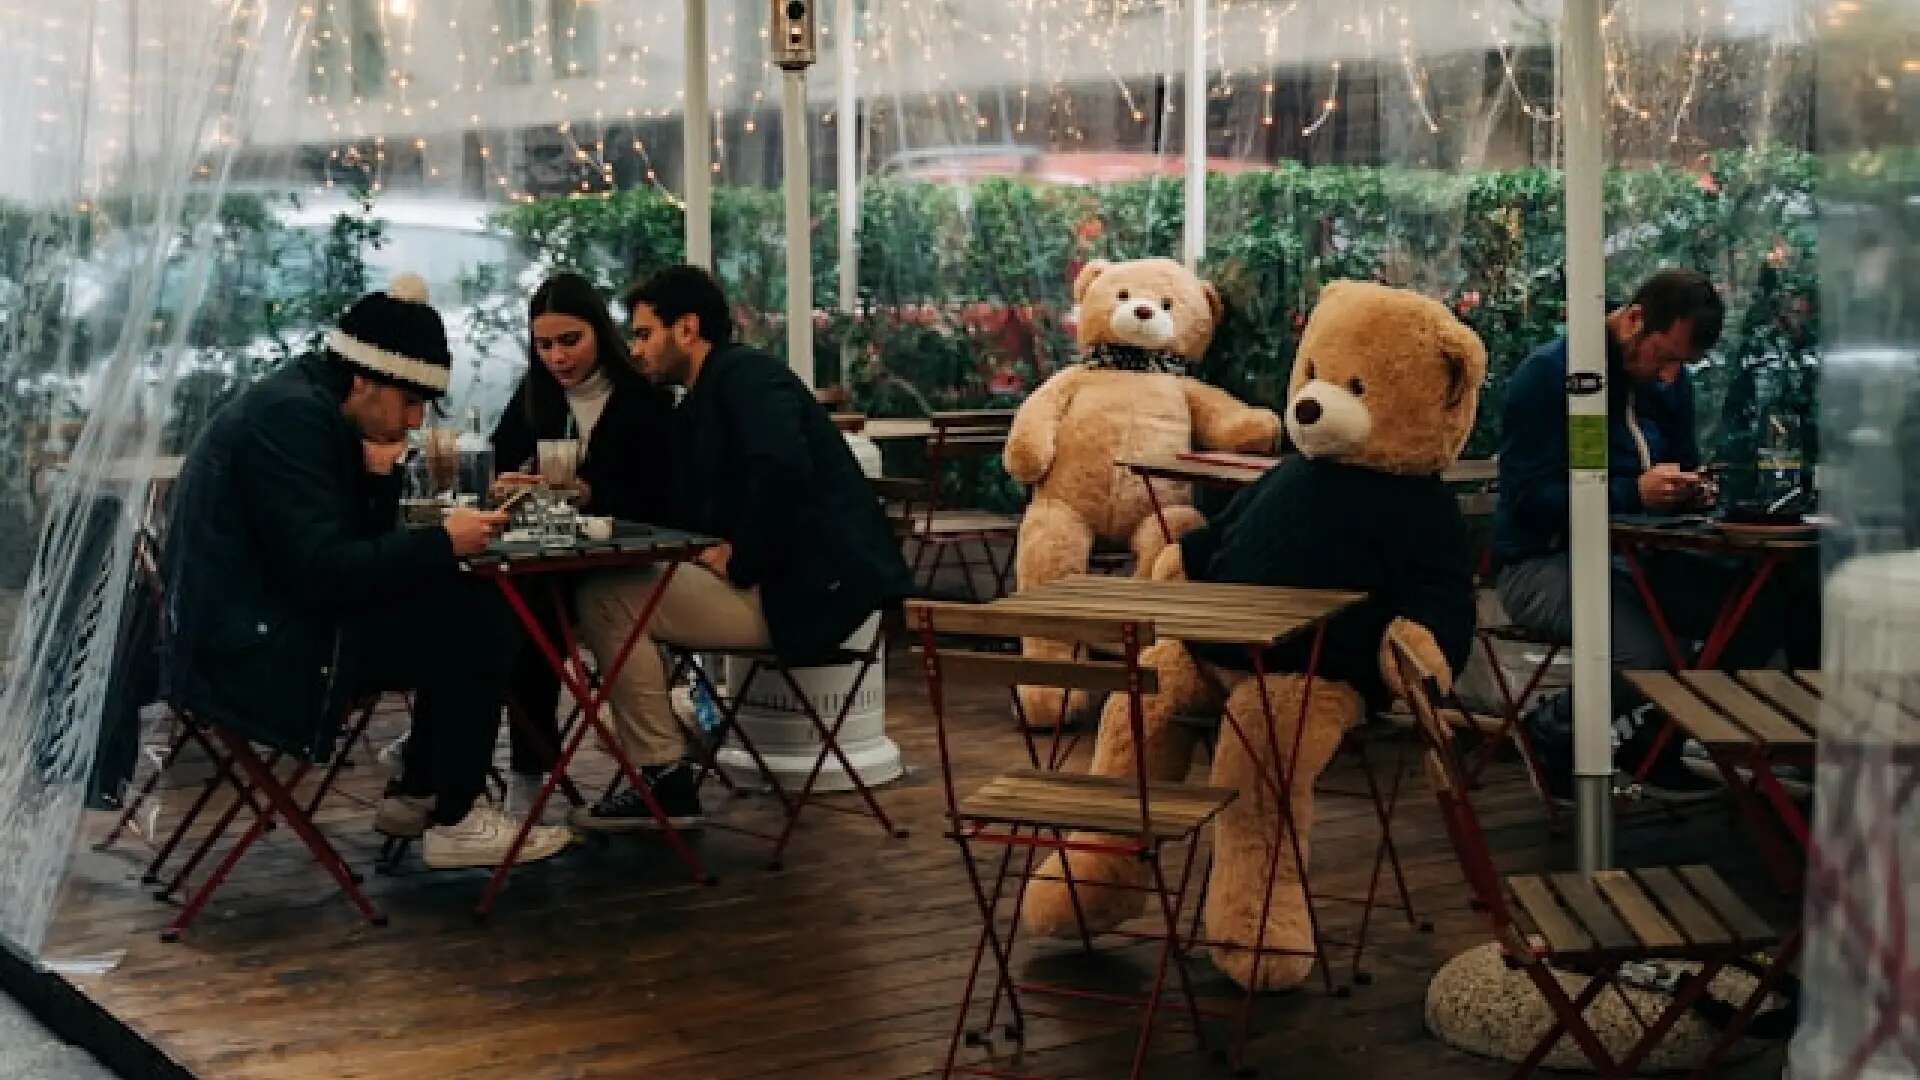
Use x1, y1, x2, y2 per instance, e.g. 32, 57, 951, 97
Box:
766, 653, 905, 870
164, 729, 385, 941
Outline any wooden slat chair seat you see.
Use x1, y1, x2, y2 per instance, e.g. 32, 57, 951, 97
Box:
907, 599, 1234, 1080
958, 768, 1234, 842
1390, 640, 1785, 1079
906, 411, 1022, 601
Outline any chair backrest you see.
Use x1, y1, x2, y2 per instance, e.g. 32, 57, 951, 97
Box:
906, 598, 1160, 816
1387, 638, 1522, 932
921, 411, 1017, 515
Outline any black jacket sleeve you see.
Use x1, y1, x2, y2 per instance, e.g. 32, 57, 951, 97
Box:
491, 380, 537, 474
720, 363, 812, 588
235, 395, 453, 615
1388, 495, 1478, 676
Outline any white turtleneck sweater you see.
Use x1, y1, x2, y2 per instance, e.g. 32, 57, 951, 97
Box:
564, 366, 613, 448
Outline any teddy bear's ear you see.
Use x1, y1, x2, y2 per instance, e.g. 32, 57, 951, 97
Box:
1436, 317, 1490, 410
1072, 259, 1113, 303
1200, 281, 1224, 325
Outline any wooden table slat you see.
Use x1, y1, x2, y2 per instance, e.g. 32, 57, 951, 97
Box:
1591, 870, 1684, 950
1680, 671, 1815, 749
918, 651, 1155, 695
1630, 867, 1733, 947
1676, 866, 1776, 946
1548, 872, 1639, 953
1506, 875, 1593, 956
1794, 670, 1827, 695
1622, 671, 1755, 749
1735, 670, 1826, 738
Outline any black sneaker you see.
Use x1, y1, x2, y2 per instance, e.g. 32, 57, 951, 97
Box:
569, 763, 705, 832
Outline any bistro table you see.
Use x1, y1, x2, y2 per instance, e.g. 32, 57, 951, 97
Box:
1608, 514, 1820, 671
460, 522, 721, 916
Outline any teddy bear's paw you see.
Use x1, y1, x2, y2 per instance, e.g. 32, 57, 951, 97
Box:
1022, 849, 1152, 937
1015, 684, 1097, 732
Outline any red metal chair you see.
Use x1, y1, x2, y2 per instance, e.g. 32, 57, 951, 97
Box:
1389, 638, 1786, 1078
909, 599, 1238, 1080
661, 615, 907, 871
905, 411, 1022, 601
106, 526, 385, 940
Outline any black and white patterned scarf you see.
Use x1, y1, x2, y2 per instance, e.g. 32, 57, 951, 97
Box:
1079, 342, 1187, 374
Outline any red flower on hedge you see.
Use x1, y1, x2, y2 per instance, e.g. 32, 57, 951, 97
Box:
1455, 290, 1482, 316
1076, 216, 1104, 243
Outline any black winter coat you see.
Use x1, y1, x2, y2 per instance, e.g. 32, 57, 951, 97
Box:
670, 344, 914, 663
1179, 456, 1476, 711
491, 373, 677, 525
161, 358, 453, 759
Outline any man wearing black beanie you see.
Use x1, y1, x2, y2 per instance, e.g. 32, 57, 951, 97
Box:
163, 274, 572, 869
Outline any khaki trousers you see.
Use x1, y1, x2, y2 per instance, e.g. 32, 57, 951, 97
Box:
575, 563, 771, 766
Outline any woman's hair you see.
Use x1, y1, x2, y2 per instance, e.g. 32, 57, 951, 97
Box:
521, 271, 641, 433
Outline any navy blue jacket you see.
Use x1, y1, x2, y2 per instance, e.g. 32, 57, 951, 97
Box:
1492, 335, 1698, 566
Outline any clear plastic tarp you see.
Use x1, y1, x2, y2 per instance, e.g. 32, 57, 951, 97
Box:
1794, 3, 1920, 1077
0, 3, 1879, 1048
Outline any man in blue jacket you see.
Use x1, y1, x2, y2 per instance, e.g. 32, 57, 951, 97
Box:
1493, 269, 1798, 796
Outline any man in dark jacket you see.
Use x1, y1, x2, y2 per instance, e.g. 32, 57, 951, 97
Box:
1493, 269, 1805, 797
572, 265, 914, 831
163, 276, 573, 869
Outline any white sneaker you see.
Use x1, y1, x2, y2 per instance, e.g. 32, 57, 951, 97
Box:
422, 805, 572, 870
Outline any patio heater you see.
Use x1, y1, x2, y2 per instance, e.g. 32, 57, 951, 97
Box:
711, 1, 902, 794
773, 0, 816, 389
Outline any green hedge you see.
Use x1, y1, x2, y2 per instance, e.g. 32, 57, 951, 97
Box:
482, 146, 1819, 470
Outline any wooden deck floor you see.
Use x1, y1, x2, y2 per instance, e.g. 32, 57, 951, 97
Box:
41, 655, 1792, 1079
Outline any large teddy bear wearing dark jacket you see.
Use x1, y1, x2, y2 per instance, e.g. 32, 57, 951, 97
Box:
1019, 280, 1485, 991
1004, 257, 1278, 726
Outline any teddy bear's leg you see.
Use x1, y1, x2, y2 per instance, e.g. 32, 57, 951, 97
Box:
1021, 639, 1221, 938
1203, 673, 1361, 992
1128, 504, 1205, 581
1013, 496, 1098, 728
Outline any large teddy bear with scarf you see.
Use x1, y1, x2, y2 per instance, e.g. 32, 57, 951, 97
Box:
1004, 257, 1279, 726
1018, 280, 1486, 991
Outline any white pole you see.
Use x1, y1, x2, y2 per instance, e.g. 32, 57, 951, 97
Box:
1563, 0, 1613, 872
1182, 0, 1206, 269
836, 0, 858, 317
682, 0, 712, 270
783, 69, 815, 388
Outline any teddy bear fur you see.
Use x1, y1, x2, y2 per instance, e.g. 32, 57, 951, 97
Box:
1004, 257, 1279, 726
1018, 280, 1488, 992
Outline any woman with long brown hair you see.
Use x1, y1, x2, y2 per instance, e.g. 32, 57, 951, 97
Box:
490, 271, 676, 818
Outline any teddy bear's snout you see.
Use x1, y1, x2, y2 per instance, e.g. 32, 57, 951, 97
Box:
1132, 303, 1155, 321
1293, 398, 1323, 426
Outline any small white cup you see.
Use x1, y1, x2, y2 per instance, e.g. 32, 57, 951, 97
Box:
581, 515, 614, 542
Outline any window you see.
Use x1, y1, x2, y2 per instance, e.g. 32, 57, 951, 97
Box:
550, 0, 600, 80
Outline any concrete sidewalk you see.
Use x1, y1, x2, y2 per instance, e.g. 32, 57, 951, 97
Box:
0, 991, 115, 1080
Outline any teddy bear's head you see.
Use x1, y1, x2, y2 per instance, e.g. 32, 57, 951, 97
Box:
1284, 280, 1487, 476
1073, 257, 1223, 364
